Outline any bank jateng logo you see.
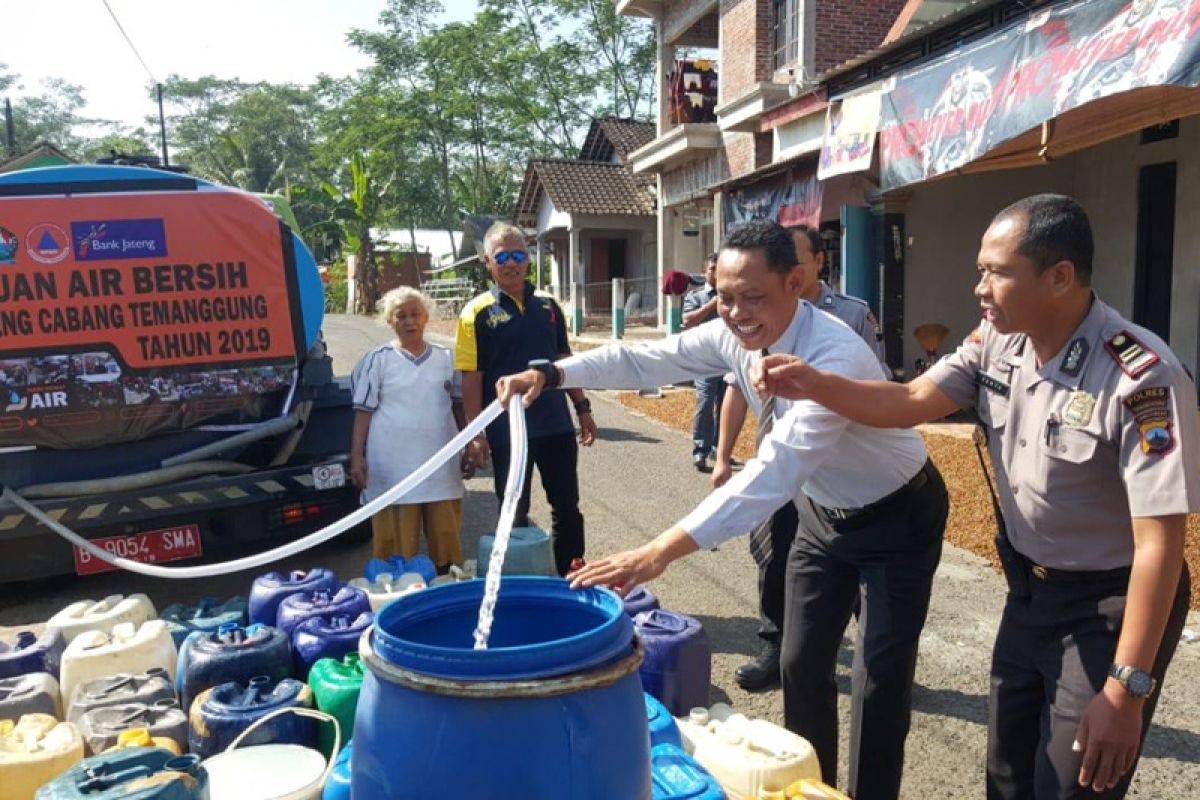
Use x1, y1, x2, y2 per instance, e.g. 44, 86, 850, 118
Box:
71, 218, 168, 261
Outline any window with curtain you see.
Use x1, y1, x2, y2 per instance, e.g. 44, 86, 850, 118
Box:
773, 0, 800, 71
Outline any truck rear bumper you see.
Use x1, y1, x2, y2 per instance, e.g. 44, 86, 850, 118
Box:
0, 458, 362, 582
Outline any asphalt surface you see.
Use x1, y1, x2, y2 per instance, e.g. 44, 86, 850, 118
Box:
2, 312, 1197, 798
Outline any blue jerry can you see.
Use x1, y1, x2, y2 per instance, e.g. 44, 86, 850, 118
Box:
364, 554, 436, 585
645, 692, 683, 749
67, 668, 175, 725
178, 623, 291, 715
161, 598, 249, 648
275, 587, 370, 637
651, 743, 725, 799
624, 586, 661, 618
188, 675, 315, 759
634, 610, 711, 716
248, 569, 339, 627
322, 740, 352, 800
35, 748, 208, 800
0, 628, 66, 680
291, 613, 373, 680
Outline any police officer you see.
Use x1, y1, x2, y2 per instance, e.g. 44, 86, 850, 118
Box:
683, 252, 724, 472
714, 223, 887, 691
756, 194, 1196, 799
498, 219, 949, 800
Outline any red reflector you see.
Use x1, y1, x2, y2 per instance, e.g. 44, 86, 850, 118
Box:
305, 505, 322, 517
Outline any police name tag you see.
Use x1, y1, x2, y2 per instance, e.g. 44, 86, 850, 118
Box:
975, 371, 1010, 398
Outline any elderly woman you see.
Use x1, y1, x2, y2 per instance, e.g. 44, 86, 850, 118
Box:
350, 287, 468, 569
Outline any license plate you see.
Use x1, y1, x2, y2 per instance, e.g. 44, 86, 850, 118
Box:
73, 524, 203, 576
312, 463, 346, 490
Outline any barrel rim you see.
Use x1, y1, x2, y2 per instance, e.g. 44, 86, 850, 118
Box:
368, 577, 635, 680
360, 630, 644, 699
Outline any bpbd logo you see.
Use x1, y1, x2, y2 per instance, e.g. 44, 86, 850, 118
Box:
71, 218, 167, 261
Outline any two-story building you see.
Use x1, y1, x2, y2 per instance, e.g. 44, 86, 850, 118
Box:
621, 0, 1200, 383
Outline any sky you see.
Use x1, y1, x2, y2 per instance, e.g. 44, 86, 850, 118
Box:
3, 0, 481, 132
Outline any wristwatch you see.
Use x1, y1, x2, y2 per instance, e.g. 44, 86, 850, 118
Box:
1108, 664, 1157, 698
574, 398, 592, 416
528, 359, 561, 389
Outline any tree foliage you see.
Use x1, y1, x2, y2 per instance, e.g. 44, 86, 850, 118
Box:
2, 2, 655, 313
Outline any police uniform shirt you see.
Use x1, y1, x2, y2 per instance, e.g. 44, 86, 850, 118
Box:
683, 283, 719, 324
814, 281, 887, 368
924, 296, 1200, 570
455, 282, 574, 443
558, 301, 926, 548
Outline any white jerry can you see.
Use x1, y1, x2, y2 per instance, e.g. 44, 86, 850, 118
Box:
0, 713, 84, 800
60, 622, 177, 718
46, 595, 157, 644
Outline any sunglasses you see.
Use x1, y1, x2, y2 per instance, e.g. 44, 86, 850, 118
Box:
492, 250, 529, 266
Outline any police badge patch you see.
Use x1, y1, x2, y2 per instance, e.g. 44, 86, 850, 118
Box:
1062, 390, 1096, 427
1123, 386, 1175, 456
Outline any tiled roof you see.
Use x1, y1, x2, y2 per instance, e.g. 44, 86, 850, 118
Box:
514, 159, 656, 226
579, 117, 656, 163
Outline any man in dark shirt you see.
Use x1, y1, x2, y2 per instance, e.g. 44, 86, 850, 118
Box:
456, 222, 597, 574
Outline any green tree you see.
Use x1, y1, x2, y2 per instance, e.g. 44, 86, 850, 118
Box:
322, 152, 386, 313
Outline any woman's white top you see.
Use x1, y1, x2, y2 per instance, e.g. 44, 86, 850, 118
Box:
351, 341, 464, 504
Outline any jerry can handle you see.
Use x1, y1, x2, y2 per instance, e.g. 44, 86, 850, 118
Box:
225, 706, 341, 787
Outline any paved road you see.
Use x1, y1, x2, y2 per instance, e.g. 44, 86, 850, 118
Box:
3, 313, 1197, 798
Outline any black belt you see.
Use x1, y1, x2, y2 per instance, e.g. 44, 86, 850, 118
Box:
817, 460, 932, 525
1021, 557, 1131, 586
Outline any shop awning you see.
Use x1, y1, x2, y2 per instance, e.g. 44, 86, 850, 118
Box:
871, 0, 1200, 190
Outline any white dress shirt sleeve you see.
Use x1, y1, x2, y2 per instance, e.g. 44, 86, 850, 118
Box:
677, 394, 851, 548
558, 320, 732, 390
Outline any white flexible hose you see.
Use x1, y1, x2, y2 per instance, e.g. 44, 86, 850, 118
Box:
1, 399, 515, 579
473, 394, 529, 650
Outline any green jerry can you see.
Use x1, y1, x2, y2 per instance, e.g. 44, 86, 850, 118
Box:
35, 748, 208, 800
307, 653, 364, 757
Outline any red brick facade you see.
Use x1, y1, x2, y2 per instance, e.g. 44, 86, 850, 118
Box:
719, 0, 773, 105
812, 0, 907, 74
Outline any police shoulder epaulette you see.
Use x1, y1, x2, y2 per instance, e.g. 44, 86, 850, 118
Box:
1103, 330, 1159, 378
835, 292, 869, 309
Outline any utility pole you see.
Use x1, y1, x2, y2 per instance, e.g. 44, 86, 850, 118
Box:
156, 83, 169, 166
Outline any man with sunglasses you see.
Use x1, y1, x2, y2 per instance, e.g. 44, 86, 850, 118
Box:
456, 222, 597, 575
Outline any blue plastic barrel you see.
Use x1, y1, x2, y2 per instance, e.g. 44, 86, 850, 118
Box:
291, 613, 373, 679
248, 568, 339, 627
276, 587, 370, 637
188, 675, 315, 758
634, 610, 711, 716
161, 597, 248, 647
650, 743, 725, 799
624, 586, 661, 618
322, 741, 352, 800
354, 577, 650, 799
178, 623, 291, 714
645, 692, 683, 748
0, 628, 65, 679
35, 748, 208, 800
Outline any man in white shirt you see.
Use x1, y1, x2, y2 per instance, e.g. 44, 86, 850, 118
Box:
498, 219, 949, 800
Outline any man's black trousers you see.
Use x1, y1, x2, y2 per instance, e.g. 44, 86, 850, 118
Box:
490, 432, 584, 576
782, 460, 948, 800
986, 565, 1190, 799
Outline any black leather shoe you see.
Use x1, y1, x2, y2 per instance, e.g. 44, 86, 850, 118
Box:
735, 642, 781, 691
693, 453, 710, 472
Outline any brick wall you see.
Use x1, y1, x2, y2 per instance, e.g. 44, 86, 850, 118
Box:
719, 0, 772, 105
813, 0, 907, 74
